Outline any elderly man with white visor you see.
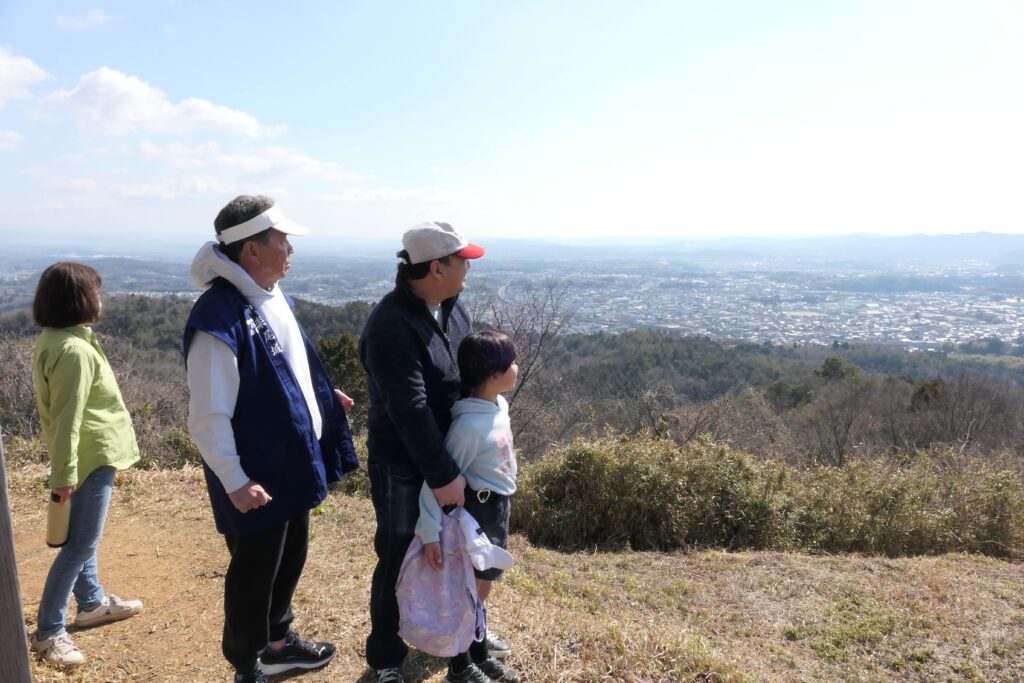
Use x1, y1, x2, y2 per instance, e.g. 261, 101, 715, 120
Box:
184, 195, 359, 683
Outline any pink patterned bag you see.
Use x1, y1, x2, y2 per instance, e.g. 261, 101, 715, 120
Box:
396, 509, 485, 657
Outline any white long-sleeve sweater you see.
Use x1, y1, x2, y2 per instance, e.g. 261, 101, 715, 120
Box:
185, 242, 321, 494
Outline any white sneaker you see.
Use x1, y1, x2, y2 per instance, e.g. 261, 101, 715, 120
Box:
30, 631, 86, 667
75, 594, 143, 628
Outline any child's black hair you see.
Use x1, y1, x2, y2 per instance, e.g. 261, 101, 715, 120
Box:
458, 330, 517, 397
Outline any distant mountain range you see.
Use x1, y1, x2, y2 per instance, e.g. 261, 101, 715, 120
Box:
427, 233, 1024, 268
6, 231, 1024, 268
683, 233, 1024, 267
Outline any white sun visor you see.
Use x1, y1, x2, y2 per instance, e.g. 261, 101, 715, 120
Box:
216, 205, 310, 245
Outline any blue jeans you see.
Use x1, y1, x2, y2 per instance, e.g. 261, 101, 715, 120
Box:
36, 466, 115, 639
365, 460, 423, 670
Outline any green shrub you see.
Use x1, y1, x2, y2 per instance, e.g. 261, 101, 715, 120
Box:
334, 466, 369, 497
2, 433, 47, 468
790, 455, 1024, 556
512, 435, 1024, 557
161, 426, 202, 468
333, 432, 370, 497
512, 435, 791, 551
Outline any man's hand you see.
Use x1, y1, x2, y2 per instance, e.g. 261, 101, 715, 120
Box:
228, 480, 272, 513
334, 389, 354, 414
432, 474, 466, 507
51, 485, 76, 504
424, 541, 443, 570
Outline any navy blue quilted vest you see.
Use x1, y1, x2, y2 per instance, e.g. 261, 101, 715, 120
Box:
184, 278, 358, 536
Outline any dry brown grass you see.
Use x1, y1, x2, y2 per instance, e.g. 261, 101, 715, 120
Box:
9, 465, 1024, 682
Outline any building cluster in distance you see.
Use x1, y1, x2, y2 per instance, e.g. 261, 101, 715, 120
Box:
1, 251, 1022, 351
552, 270, 1023, 349
467, 260, 1024, 350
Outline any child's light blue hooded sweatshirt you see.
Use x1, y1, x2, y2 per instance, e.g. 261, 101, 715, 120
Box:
415, 394, 518, 544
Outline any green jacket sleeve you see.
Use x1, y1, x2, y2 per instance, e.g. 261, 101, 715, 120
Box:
44, 346, 94, 488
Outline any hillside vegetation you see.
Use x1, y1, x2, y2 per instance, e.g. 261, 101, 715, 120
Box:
2, 292, 1024, 556
3, 292, 1024, 680
513, 436, 1023, 557
8, 465, 1024, 682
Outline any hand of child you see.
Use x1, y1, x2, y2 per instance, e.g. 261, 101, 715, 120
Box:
424, 541, 443, 570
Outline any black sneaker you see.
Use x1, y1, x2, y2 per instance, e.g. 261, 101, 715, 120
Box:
234, 665, 267, 683
444, 663, 492, 683
477, 656, 520, 682
258, 630, 336, 675
375, 668, 405, 683
486, 631, 511, 660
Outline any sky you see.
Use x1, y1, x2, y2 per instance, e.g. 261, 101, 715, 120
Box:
1, 0, 1023, 248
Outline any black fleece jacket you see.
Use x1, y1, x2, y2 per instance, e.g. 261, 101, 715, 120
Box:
358, 276, 471, 488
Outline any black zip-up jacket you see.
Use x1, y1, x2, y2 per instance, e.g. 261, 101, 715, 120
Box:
359, 275, 471, 488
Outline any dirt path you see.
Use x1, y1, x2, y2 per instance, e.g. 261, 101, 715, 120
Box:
12, 466, 387, 683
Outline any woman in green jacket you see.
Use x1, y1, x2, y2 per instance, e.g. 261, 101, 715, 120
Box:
29, 262, 143, 667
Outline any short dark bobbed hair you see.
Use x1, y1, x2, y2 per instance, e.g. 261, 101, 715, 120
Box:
458, 330, 517, 396
396, 249, 449, 281
214, 194, 274, 264
33, 261, 103, 328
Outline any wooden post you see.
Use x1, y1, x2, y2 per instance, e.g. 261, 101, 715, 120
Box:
0, 432, 33, 681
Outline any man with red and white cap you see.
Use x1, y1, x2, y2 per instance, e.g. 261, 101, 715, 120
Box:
359, 222, 490, 683
184, 195, 359, 683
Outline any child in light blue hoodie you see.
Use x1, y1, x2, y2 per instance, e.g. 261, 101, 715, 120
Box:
415, 330, 520, 683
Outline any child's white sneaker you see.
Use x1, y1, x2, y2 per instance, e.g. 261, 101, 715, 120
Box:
30, 631, 86, 667
75, 594, 143, 628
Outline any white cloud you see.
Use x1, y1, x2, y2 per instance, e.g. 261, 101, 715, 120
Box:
0, 130, 24, 151
0, 48, 50, 106
319, 186, 469, 203
21, 166, 231, 200
56, 9, 119, 30
261, 146, 361, 183
40, 67, 284, 137
138, 142, 360, 182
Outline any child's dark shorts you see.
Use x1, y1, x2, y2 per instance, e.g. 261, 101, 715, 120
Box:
462, 486, 510, 581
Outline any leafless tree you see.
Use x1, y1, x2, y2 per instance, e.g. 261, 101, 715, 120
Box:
580, 378, 678, 439
667, 394, 730, 445
0, 333, 39, 438
664, 389, 797, 459
463, 279, 576, 458
875, 375, 915, 454
907, 373, 1017, 454
806, 379, 875, 466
